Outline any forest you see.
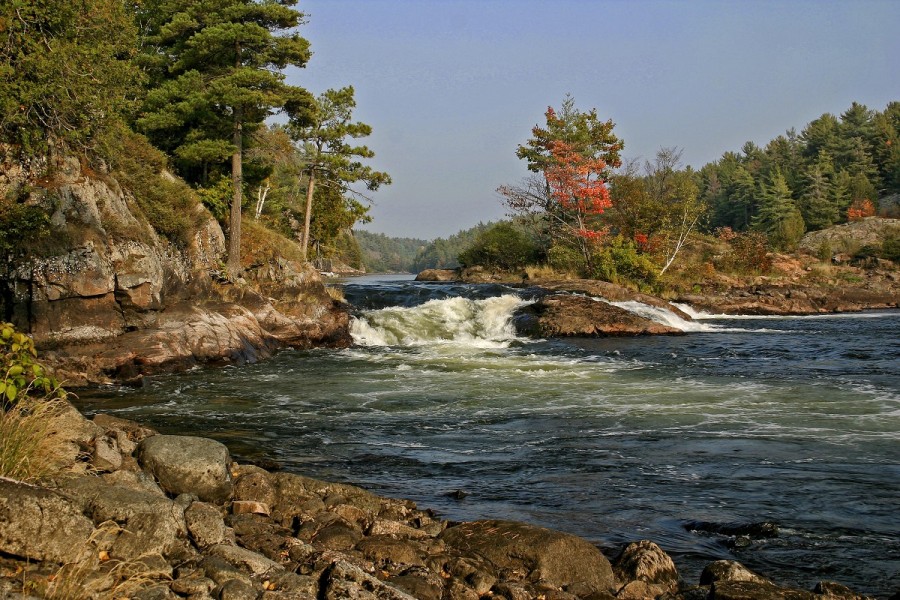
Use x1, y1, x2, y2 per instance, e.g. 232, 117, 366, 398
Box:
1, 0, 387, 276
1, 0, 897, 283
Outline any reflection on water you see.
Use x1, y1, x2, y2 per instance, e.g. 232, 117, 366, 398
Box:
76, 278, 900, 597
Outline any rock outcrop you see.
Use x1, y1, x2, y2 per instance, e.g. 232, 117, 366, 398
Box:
0, 402, 873, 600
1, 145, 350, 385
515, 294, 684, 337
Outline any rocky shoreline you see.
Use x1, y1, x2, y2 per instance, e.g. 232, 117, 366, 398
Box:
0, 403, 881, 600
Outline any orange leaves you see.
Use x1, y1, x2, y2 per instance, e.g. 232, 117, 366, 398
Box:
847, 198, 875, 221
543, 139, 612, 240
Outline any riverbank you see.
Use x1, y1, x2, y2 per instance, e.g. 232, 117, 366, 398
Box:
0, 401, 880, 599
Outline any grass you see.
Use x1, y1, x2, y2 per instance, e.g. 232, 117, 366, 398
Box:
0, 398, 66, 481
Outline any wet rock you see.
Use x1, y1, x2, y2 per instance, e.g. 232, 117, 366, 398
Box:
0, 479, 94, 563
813, 580, 869, 598
700, 560, 770, 586
515, 294, 684, 337
440, 520, 616, 595
137, 435, 233, 503
684, 520, 779, 539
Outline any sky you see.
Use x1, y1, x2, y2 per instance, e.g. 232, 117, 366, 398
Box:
286, 0, 899, 240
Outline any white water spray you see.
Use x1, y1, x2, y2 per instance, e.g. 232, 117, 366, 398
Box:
351, 294, 531, 348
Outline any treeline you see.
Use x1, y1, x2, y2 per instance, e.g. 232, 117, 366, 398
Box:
412, 223, 495, 272
697, 101, 899, 248
354, 231, 427, 273
450, 97, 899, 289
1, 0, 386, 275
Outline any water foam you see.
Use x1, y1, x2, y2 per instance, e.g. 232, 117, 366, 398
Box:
351, 294, 530, 348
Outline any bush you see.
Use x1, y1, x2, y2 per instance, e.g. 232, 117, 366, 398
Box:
458, 222, 541, 270
1, 322, 68, 480
592, 236, 658, 288
717, 231, 772, 274
546, 244, 586, 275
103, 128, 202, 246
881, 231, 900, 263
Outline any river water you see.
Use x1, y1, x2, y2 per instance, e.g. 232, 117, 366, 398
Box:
76, 274, 900, 597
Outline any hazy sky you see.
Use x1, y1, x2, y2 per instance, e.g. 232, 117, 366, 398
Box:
287, 0, 899, 240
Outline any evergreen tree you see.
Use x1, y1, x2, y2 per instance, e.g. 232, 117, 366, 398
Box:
800, 163, 837, 231
0, 0, 139, 151
753, 171, 805, 251
287, 87, 391, 262
135, 0, 314, 278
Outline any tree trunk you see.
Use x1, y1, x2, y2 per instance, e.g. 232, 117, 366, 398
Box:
226, 40, 243, 280
227, 105, 243, 279
301, 169, 315, 262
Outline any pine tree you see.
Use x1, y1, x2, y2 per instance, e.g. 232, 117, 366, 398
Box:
753, 171, 805, 251
136, 0, 314, 278
800, 163, 837, 231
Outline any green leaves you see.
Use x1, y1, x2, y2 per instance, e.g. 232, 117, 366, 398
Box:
1, 322, 66, 408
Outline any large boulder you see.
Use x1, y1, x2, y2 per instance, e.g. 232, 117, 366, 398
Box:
137, 435, 233, 503
440, 520, 617, 595
515, 294, 684, 337
415, 269, 458, 282
0, 478, 94, 563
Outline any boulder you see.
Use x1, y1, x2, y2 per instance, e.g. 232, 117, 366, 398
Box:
613, 540, 679, 594
414, 269, 458, 282
440, 520, 617, 595
185, 501, 230, 549
0, 478, 94, 563
136, 434, 233, 503
515, 294, 684, 337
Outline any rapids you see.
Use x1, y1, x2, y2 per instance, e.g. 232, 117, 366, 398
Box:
75, 275, 900, 596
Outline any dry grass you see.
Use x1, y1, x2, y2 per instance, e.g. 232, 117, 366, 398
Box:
325, 285, 346, 303
524, 264, 574, 281
0, 398, 67, 481
47, 522, 172, 600
241, 220, 306, 267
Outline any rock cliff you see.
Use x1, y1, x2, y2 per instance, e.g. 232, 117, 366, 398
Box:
1, 146, 349, 385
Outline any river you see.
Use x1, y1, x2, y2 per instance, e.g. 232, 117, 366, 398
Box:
76, 274, 900, 597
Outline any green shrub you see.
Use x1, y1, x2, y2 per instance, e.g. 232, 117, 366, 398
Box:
458, 222, 541, 270
1, 322, 68, 480
546, 244, 586, 275
881, 233, 900, 263
592, 235, 658, 288
103, 129, 201, 246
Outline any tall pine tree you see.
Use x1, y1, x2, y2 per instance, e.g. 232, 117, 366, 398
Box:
136, 0, 314, 278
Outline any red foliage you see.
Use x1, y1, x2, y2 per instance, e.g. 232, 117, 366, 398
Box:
543, 140, 612, 240
847, 198, 875, 221
634, 232, 649, 251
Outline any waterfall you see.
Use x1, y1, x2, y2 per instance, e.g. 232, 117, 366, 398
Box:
603, 299, 726, 332
351, 294, 531, 348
